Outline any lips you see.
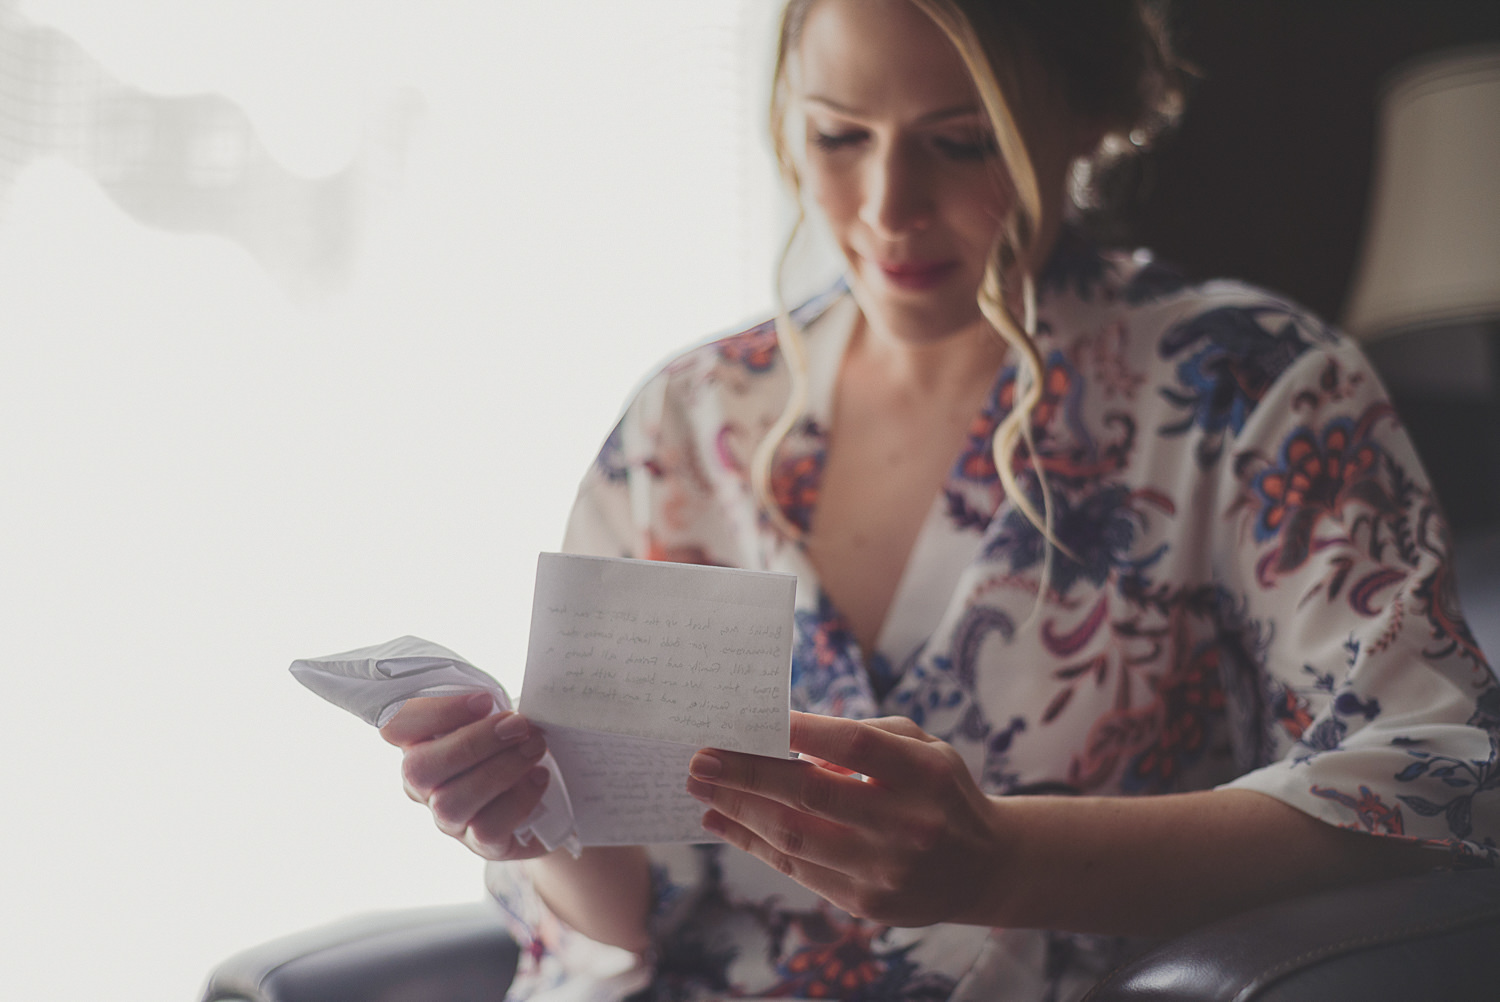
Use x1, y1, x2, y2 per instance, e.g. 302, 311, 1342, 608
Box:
875, 259, 959, 291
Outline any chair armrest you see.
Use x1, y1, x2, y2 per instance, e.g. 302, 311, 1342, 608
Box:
199, 901, 520, 1002
1084, 868, 1500, 1001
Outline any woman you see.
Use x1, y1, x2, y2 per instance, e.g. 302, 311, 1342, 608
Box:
383, 1, 1499, 998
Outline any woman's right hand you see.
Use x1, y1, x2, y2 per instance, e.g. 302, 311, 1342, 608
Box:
380, 693, 553, 861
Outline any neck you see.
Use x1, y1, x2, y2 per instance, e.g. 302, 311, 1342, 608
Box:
850, 313, 1009, 399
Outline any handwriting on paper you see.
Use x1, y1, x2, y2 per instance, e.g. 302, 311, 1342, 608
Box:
521, 553, 795, 758
539, 723, 710, 845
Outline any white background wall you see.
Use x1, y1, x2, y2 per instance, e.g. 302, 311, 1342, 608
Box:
0, 3, 786, 999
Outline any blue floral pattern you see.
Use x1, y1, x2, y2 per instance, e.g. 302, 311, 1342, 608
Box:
497, 233, 1498, 1002
1158, 303, 1323, 464
790, 592, 880, 720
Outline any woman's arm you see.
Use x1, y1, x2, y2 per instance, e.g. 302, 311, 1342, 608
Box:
968, 786, 1440, 936
525, 847, 653, 953
686, 711, 1443, 937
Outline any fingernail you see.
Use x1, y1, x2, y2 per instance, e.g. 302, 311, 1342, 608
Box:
467, 693, 494, 715
495, 714, 529, 742
689, 752, 722, 779
518, 735, 547, 760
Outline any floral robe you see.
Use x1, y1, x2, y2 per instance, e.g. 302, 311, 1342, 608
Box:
493, 232, 1499, 1002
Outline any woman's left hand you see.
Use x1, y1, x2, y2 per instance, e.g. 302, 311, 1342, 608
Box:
686, 711, 1009, 928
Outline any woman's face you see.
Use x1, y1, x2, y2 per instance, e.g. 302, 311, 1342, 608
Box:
794, 0, 1074, 344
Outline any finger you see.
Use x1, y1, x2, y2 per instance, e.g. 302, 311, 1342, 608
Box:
457, 766, 553, 856
690, 749, 881, 826
426, 740, 550, 835
794, 752, 860, 777
687, 738, 907, 841
699, 807, 865, 913
690, 747, 940, 848
381, 692, 496, 746
403, 712, 543, 796
692, 777, 859, 873
465, 824, 551, 862
861, 714, 941, 742
788, 712, 935, 786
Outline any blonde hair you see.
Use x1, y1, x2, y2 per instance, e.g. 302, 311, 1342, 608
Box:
754, 0, 1182, 590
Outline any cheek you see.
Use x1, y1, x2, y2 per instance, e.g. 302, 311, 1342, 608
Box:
949, 179, 1011, 254
805, 162, 858, 233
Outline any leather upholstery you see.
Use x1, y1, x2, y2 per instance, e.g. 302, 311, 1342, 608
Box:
1083, 869, 1500, 1001
199, 901, 519, 1002
201, 871, 1500, 1002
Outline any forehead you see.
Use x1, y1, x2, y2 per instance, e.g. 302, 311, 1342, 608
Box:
797, 0, 982, 115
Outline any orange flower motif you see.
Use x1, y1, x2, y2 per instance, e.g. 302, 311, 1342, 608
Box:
996, 360, 1072, 434
770, 446, 823, 534
1312, 784, 1406, 835
1252, 415, 1386, 574
959, 356, 1075, 486
772, 918, 888, 998
717, 323, 779, 373
1123, 642, 1228, 792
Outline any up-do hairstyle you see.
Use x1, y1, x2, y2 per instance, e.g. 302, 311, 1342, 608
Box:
986, 0, 1186, 219
756, 0, 1185, 591
974, 0, 1184, 147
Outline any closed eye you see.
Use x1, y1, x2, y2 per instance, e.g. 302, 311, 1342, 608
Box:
933, 134, 999, 161
811, 129, 867, 152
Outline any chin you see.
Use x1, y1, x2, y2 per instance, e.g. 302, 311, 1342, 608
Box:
869, 296, 986, 343
851, 275, 985, 342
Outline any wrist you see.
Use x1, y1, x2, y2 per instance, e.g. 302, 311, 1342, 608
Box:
955, 793, 1021, 927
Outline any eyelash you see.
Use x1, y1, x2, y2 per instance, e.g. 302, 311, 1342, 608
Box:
811, 130, 864, 152
934, 135, 999, 161
810, 130, 999, 162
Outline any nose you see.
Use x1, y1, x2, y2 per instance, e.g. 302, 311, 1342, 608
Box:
860, 142, 932, 238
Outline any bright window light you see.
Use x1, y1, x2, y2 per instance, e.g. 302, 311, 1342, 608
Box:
0, 3, 785, 1000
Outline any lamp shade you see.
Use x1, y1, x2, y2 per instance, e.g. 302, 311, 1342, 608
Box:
1343, 47, 1500, 340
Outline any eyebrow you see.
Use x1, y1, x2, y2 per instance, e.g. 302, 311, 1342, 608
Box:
803, 96, 985, 125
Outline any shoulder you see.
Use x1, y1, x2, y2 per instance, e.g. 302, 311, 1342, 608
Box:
1042, 229, 1339, 361
594, 283, 848, 483
1037, 230, 1359, 451
623, 282, 847, 411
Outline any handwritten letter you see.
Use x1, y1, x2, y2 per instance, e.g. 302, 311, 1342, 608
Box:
520, 553, 796, 844
522, 553, 795, 757
538, 723, 709, 844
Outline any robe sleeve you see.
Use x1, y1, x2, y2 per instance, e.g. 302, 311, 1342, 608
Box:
1211, 334, 1499, 864
560, 355, 741, 565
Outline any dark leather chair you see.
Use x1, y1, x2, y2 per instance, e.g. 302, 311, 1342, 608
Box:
1083, 868, 1500, 1002
200, 902, 520, 1002
201, 869, 1500, 1002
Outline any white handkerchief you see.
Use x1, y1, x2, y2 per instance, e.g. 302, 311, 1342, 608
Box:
290, 635, 580, 855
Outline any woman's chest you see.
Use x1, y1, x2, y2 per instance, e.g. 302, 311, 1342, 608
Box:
804, 416, 967, 653
802, 345, 1000, 655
